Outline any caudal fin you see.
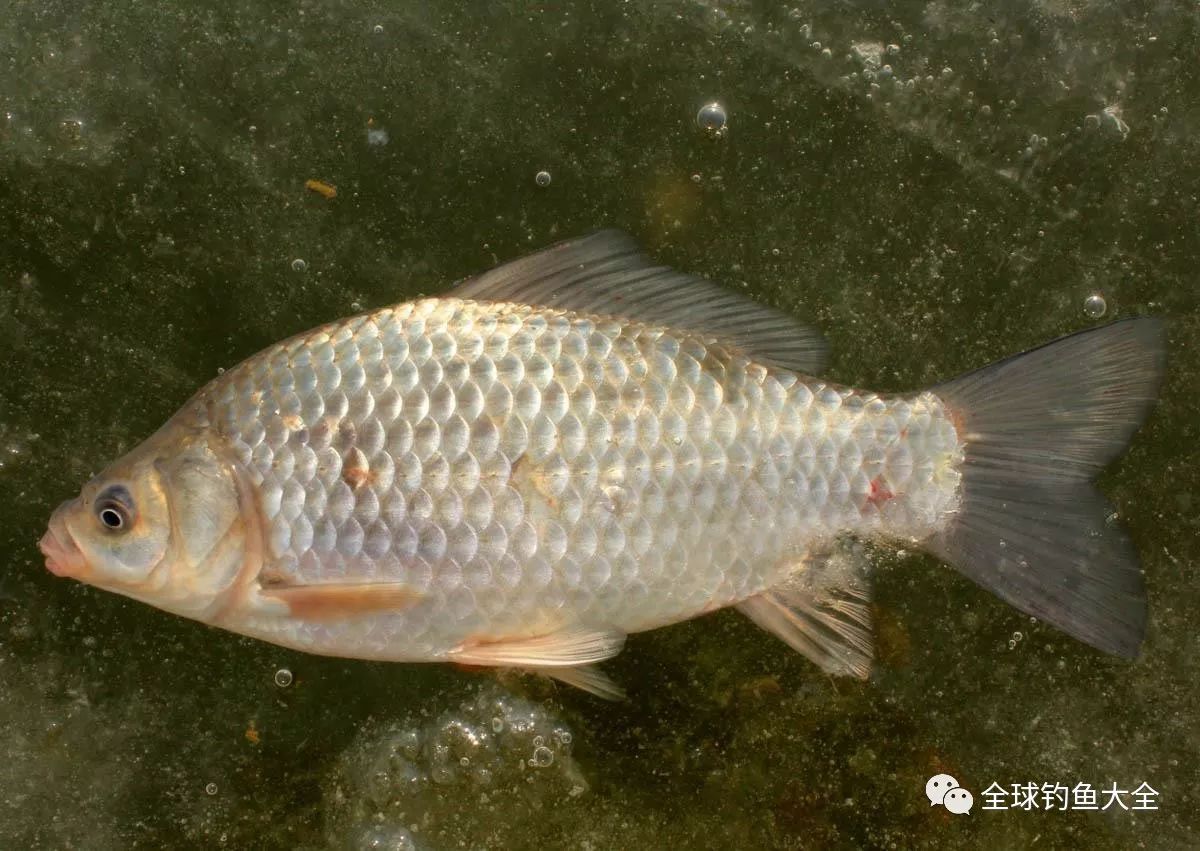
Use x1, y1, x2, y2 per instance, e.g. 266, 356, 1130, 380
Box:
929, 318, 1166, 658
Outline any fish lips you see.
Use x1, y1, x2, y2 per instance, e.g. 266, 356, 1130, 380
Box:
40, 506, 88, 579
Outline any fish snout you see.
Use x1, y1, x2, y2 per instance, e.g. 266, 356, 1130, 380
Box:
40, 503, 88, 578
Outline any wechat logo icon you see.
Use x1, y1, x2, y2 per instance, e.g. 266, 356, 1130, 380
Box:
926, 774, 973, 815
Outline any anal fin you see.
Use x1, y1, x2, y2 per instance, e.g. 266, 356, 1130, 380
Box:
737, 544, 874, 679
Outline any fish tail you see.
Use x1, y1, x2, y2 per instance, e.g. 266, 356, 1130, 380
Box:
927, 317, 1166, 657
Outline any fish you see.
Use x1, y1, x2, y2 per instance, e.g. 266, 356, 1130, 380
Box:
39, 231, 1165, 698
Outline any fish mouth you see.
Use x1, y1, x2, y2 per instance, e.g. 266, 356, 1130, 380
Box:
39, 520, 88, 579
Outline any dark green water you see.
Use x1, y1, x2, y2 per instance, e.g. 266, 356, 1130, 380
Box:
2, 2, 1197, 848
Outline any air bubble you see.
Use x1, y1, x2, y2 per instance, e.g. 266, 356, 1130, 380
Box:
534, 170, 552, 187
399, 729, 421, 759
274, 668, 293, 687
205, 782, 218, 796
531, 746, 555, 768
696, 101, 727, 133
291, 258, 307, 272
1083, 294, 1107, 318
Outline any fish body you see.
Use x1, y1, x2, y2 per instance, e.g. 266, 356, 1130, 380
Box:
40, 233, 1164, 695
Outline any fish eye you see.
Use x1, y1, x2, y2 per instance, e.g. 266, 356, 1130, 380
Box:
95, 486, 134, 532
98, 504, 126, 530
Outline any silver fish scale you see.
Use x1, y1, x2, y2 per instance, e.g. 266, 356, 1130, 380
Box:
204, 298, 962, 658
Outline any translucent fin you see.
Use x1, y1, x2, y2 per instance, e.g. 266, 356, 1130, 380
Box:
737, 544, 874, 679
539, 665, 627, 701
449, 231, 827, 374
930, 318, 1166, 658
447, 626, 626, 668
259, 582, 422, 621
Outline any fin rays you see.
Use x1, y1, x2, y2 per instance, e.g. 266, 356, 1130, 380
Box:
930, 318, 1165, 657
449, 231, 827, 374
737, 545, 874, 679
448, 625, 626, 667
449, 626, 627, 700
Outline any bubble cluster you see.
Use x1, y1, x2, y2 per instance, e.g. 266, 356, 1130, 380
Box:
325, 686, 584, 845
356, 825, 417, 850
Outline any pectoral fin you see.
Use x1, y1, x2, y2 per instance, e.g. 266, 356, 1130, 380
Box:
260, 582, 422, 621
738, 544, 874, 679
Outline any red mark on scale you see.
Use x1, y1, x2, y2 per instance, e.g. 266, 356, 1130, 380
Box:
867, 477, 894, 506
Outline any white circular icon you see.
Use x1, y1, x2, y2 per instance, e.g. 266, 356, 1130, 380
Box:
943, 787, 974, 815
925, 773, 959, 806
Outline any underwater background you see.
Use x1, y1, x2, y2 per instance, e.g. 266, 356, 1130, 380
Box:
2, 1, 1197, 848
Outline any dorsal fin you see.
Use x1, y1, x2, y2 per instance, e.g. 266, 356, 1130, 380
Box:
449, 231, 827, 374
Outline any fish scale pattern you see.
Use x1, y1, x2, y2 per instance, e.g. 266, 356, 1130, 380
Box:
204, 298, 963, 659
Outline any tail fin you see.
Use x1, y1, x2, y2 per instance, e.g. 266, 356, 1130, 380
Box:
929, 318, 1166, 658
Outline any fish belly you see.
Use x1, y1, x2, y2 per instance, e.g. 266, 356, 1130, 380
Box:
201, 298, 962, 659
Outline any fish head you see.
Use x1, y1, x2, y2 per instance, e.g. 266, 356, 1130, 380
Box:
40, 431, 254, 620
